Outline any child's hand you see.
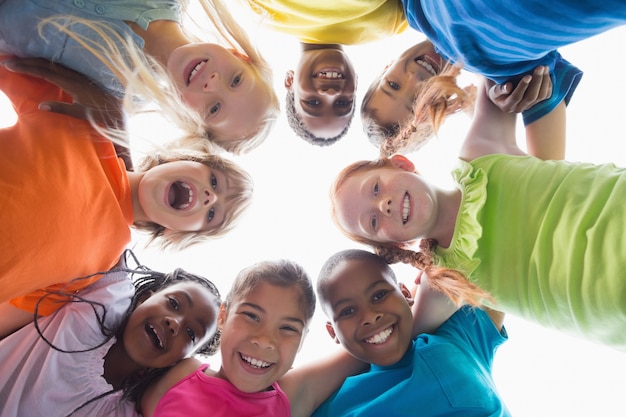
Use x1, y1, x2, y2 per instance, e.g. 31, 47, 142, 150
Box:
487, 66, 552, 113
0, 57, 125, 130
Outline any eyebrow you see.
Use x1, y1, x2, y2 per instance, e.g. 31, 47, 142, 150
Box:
241, 302, 306, 327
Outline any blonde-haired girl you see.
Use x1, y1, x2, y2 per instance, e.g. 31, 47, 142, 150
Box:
0, 0, 279, 154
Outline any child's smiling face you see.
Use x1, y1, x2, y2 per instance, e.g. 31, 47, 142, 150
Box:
167, 43, 272, 144
123, 281, 220, 369
217, 281, 308, 393
136, 161, 236, 233
333, 156, 437, 245
320, 258, 414, 367
366, 40, 442, 131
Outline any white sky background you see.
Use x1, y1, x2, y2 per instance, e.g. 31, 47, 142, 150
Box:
1, 4, 626, 416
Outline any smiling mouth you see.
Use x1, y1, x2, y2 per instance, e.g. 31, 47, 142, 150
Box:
402, 193, 410, 224
240, 353, 272, 369
187, 60, 207, 85
314, 71, 345, 79
414, 55, 439, 76
146, 323, 164, 350
169, 181, 193, 210
364, 326, 394, 344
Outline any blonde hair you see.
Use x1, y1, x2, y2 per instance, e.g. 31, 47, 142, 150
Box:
330, 158, 492, 307
39, 0, 279, 155
361, 64, 474, 157
134, 148, 254, 250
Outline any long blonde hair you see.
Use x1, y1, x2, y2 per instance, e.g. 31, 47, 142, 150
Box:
39, 0, 279, 155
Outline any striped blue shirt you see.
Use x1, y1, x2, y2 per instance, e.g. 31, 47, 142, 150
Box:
402, 0, 626, 124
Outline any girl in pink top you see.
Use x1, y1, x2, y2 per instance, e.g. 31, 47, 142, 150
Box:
141, 259, 366, 417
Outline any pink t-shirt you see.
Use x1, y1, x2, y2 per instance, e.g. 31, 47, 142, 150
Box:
154, 364, 291, 417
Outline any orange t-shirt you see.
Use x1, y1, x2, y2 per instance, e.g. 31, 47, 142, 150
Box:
0, 65, 133, 315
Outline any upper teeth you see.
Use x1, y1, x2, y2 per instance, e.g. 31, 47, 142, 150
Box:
402, 194, 410, 224
242, 355, 271, 369
317, 71, 344, 79
416, 59, 436, 76
365, 327, 393, 344
188, 60, 207, 84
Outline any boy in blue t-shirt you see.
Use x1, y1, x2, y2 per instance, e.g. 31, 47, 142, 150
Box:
313, 249, 511, 416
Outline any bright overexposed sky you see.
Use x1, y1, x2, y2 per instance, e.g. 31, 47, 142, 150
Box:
1, 3, 625, 415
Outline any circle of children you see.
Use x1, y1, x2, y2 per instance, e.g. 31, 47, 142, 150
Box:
0, 1, 624, 416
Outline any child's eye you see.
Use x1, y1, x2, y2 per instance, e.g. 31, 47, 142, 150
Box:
334, 99, 352, 108
281, 325, 300, 334
231, 75, 242, 87
207, 207, 215, 223
187, 328, 196, 343
338, 307, 355, 318
209, 103, 221, 115
371, 215, 377, 230
387, 81, 400, 91
211, 174, 217, 190
304, 99, 320, 106
373, 182, 379, 196
373, 290, 388, 302
242, 311, 260, 322
168, 297, 180, 311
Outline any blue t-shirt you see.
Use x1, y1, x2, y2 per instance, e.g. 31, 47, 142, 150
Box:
401, 0, 626, 125
312, 306, 510, 417
0, 0, 182, 97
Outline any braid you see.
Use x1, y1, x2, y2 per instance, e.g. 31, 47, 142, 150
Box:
374, 239, 493, 307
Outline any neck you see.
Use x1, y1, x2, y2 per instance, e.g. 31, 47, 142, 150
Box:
103, 339, 144, 389
300, 42, 343, 52
126, 171, 147, 223
430, 188, 462, 249
126, 20, 189, 66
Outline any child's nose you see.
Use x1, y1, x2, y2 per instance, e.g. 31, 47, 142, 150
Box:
165, 316, 181, 336
317, 85, 340, 96
377, 197, 392, 216
251, 331, 276, 350
202, 189, 218, 207
362, 310, 383, 326
202, 72, 220, 92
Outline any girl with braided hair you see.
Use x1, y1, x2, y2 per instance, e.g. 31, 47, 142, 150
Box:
0, 251, 222, 417
330, 74, 626, 352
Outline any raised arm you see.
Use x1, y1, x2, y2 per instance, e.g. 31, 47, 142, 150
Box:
279, 348, 368, 417
410, 271, 459, 337
459, 77, 524, 161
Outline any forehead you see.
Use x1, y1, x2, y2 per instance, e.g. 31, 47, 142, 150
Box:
323, 259, 394, 302
235, 281, 307, 321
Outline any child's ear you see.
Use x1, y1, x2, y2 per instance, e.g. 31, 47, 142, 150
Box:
284, 70, 294, 89
389, 154, 416, 173
399, 283, 415, 307
217, 304, 228, 331
325, 322, 341, 344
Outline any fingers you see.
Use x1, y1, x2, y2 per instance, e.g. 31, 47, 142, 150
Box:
39, 101, 91, 121
489, 66, 552, 113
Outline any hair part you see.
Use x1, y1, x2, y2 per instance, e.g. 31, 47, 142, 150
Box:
224, 259, 316, 324
285, 89, 353, 147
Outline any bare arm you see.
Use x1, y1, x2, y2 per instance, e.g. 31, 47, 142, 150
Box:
525, 100, 566, 160
0, 303, 36, 339
459, 77, 524, 161
280, 348, 368, 417
410, 271, 459, 337
140, 357, 204, 417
